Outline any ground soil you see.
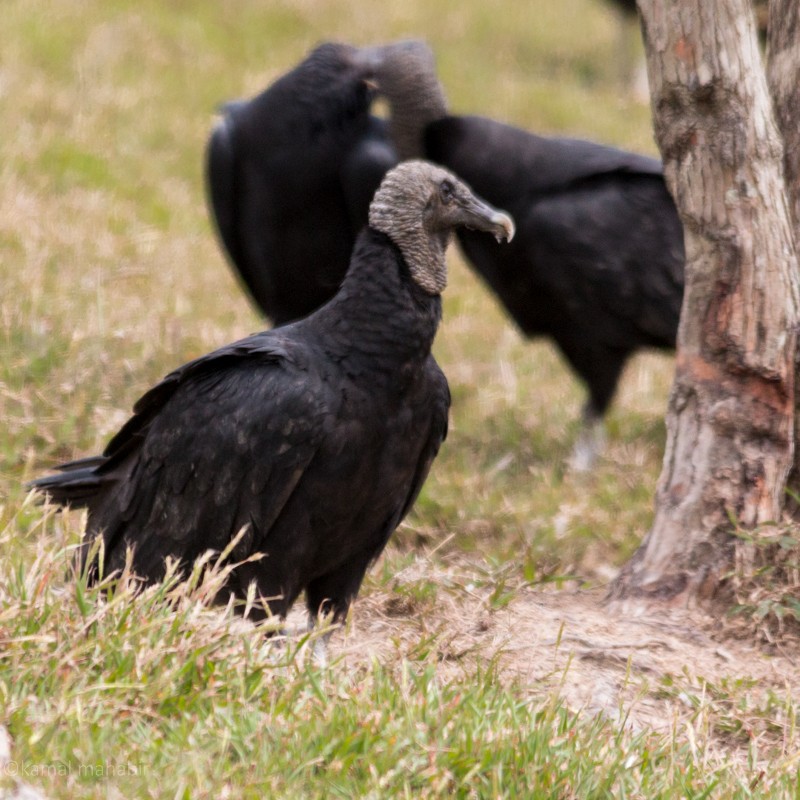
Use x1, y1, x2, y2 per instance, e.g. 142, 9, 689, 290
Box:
328, 561, 800, 740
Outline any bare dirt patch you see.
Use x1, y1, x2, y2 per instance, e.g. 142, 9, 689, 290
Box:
329, 560, 800, 745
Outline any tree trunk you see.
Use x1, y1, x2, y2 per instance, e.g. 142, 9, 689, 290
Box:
610, 0, 799, 604
767, 0, 800, 501
767, 0, 800, 238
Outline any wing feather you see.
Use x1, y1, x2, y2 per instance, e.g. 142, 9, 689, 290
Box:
82, 340, 335, 582
393, 358, 450, 526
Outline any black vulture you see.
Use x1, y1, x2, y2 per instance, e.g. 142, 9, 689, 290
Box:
369, 41, 685, 469
206, 42, 398, 325
31, 160, 514, 636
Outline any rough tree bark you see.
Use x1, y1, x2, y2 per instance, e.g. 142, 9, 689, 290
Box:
767, 0, 800, 498
767, 0, 800, 238
610, 0, 800, 603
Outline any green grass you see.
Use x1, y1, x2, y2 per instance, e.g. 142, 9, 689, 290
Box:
4, 0, 799, 797
2, 509, 799, 799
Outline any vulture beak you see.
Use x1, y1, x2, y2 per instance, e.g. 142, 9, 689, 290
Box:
455, 194, 515, 243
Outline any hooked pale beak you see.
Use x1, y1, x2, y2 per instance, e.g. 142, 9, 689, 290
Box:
455, 193, 515, 243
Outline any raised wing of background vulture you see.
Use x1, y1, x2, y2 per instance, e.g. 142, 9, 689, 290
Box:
369, 40, 685, 469
206, 42, 398, 325
32, 160, 514, 635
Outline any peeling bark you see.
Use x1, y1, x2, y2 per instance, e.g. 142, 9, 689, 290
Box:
610, 0, 799, 603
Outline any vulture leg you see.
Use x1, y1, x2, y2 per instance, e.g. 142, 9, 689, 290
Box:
569, 405, 608, 472
303, 550, 377, 663
306, 617, 334, 668
305, 556, 372, 625
567, 350, 628, 472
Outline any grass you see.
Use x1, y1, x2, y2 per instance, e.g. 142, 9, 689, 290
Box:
3, 507, 800, 799
3, 0, 799, 797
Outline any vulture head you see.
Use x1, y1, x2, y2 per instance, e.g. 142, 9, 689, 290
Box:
369, 160, 514, 294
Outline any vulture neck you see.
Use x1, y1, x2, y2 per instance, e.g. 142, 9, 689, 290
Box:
315, 229, 443, 376
382, 71, 448, 160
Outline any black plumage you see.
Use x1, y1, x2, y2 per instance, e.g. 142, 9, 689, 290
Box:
32, 161, 514, 629
206, 42, 398, 324
371, 41, 685, 468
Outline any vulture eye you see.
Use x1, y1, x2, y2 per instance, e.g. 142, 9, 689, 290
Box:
439, 180, 454, 204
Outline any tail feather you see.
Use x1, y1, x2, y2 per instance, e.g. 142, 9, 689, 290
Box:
29, 457, 111, 508
51, 455, 107, 472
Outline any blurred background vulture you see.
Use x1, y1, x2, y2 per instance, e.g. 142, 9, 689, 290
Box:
205, 42, 398, 325
369, 40, 685, 469
32, 160, 514, 637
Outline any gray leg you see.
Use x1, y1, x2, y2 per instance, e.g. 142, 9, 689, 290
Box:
568, 404, 606, 472
306, 615, 335, 667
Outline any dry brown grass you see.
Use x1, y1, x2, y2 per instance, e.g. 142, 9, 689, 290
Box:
7, 2, 800, 796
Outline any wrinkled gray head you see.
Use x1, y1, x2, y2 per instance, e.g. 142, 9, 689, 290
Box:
369, 160, 514, 295
355, 40, 448, 160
